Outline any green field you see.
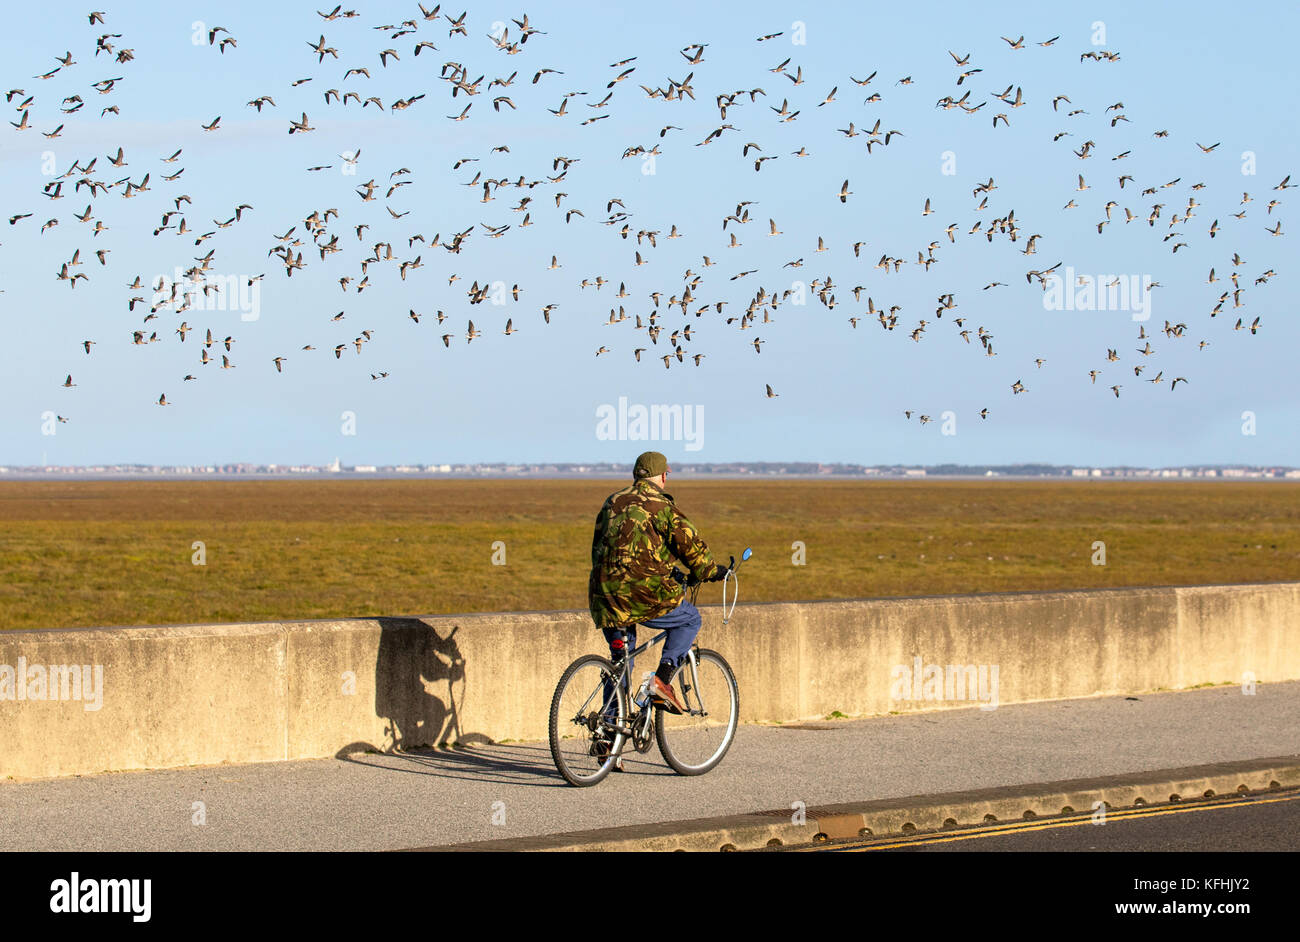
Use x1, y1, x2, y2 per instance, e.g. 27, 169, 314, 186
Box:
1, 478, 1297, 630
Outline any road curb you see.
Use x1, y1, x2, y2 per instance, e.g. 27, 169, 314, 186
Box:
410, 755, 1300, 852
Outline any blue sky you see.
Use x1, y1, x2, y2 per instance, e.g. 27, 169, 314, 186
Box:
0, 1, 1296, 468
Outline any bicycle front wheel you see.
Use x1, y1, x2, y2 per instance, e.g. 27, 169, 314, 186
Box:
655, 648, 739, 776
549, 654, 627, 787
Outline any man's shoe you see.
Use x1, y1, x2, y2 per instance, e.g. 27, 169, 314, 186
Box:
649, 677, 688, 715
589, 736, 625, 771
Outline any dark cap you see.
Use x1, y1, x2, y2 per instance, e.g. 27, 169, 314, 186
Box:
633, 451, 669, 479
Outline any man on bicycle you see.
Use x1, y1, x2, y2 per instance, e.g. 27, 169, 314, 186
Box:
588, 451, 729, 719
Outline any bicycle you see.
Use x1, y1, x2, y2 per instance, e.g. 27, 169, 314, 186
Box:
549, 548, 752, 787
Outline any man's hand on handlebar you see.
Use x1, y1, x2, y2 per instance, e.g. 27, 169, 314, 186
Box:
672, 562, 733, 586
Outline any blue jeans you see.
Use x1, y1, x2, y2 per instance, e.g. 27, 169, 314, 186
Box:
603, 599, 702, 671
598, 601, 702, 727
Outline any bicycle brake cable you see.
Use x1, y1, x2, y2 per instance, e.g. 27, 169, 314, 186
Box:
721, 569, 739, 625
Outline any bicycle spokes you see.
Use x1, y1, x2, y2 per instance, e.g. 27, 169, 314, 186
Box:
550, 656, 630, 786
654, 649, 738, 775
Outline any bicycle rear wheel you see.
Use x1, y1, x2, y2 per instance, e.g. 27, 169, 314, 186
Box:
655, 648, 739, 776
549, 654, 627, 787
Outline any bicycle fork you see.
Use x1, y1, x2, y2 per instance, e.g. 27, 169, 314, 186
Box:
679, 647, 706, 717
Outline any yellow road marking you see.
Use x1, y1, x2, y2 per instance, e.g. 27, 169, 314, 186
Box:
814, 790, 1300, 852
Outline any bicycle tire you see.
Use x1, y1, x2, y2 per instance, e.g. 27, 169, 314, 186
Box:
655, 648, 739, 776
549, 654, 627, 787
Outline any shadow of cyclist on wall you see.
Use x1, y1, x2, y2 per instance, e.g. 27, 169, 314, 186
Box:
333, 616, 576, 785
371, 617, 488, 751
332, 616, 672, 787
332, 617, 477, 757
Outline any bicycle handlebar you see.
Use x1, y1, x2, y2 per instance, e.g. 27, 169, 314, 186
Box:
670, 547, 751, 622
670, 563, 731, 587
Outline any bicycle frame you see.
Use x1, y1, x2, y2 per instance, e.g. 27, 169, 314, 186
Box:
598, 625, 711, 746
598, 629, 669, 739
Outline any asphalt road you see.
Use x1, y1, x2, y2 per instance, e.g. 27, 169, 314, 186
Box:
2, 681, 1297, 851
800, 789, 1300, 852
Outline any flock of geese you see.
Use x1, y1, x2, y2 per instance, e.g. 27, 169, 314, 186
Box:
5, 7, 1288, 425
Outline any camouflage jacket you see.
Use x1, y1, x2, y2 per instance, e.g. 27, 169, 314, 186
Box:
588, 478, 722, 630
